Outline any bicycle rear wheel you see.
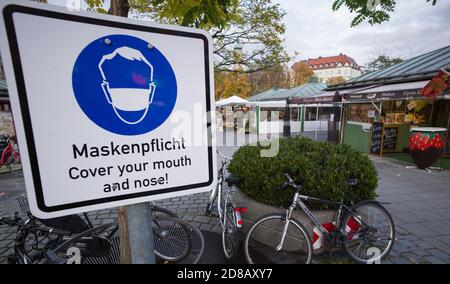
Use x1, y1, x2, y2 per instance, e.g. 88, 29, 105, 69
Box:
244, 213, 312, 264
342, 201, 395, 264
153, 216, 205, 264
222, 202, 239, 261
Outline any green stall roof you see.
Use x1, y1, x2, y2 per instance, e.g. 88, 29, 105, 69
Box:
248, 88, 287, 102
328, 44, 450, 90
264, 81, 326, 101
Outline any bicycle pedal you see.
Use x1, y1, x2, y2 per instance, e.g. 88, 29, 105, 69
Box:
207, 213, 219, 218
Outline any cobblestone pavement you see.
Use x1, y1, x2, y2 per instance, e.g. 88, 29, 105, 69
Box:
1, 132, 450, 264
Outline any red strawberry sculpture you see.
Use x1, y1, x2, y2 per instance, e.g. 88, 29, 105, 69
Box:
409, 131, 445, 169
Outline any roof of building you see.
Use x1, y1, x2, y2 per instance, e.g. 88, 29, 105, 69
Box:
265, 82, 327, 101
328, 44, 450, 91
250, 79, 326, 102
292, 53, 360, 71
248, 88, 287, 102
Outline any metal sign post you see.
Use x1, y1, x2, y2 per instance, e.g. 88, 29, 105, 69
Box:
125, 203, 155, 264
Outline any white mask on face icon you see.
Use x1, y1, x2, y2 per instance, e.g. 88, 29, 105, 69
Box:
99, 46, 156, 125
101, 82, 156, 124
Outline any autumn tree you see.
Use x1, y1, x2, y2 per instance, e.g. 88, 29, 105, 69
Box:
326, 76, 346, 85
332, 0, 440, 27
215, 71, 252, 101
291, 62, 314, 87
248, 64, 292, 94
39, 0, 291, 73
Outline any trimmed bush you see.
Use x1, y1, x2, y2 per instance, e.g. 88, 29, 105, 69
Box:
228, 137, 377, 209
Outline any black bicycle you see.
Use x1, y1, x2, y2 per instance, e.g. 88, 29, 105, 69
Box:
244, 173, 395, 264
1, 197, 204, 264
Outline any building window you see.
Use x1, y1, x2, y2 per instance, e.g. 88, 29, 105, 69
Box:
291, 107, 300, 121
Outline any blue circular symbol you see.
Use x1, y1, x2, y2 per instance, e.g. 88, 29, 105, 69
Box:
72, 34, 177, 135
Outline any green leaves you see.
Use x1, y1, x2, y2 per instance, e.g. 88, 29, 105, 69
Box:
228, 137, 378, 209
332, 0, 439, 27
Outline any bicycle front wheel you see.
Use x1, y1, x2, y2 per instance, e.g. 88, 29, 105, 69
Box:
153, 216, 205, 264
222, 202, 239, 260
244, 214, 312, 264
342, 201, 395, 264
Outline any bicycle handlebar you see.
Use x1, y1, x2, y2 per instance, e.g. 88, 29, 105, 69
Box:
284, 173, 293, 183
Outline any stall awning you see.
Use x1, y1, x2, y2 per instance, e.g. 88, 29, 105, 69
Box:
342, 80, 439, 101
249, 100, 286, 107
215, 95, 249, 107
288, 91, 341, 104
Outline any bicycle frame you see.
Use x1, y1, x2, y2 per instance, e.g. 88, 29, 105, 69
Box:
282, 190, 370, 245
216, 160, 230, 228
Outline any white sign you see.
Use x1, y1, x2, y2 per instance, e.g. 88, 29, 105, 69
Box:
0, 0, 216, 218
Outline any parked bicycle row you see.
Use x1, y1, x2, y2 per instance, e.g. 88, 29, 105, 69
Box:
0, 150, 395, 264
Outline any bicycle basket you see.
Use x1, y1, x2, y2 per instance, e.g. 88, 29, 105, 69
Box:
46, 223, 120, 264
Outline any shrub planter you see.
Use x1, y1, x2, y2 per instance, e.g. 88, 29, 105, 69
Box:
234, 189, 337, 254
228, 137, 378, 255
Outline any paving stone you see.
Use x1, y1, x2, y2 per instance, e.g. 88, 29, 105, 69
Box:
392, 243, 410, 254
422, 237, 450, 254
424, 255, 445, 264
390, 256, 411, 264
426, 248, 448, 260
423, 221, 450, 235
194, 216, 213, 224
410, 249, 430, 257
182, 215, 194, 221
412, 239, 434, 250
0, 239, 13, 248
399, 223, 440, 238
397, 239, 415, 249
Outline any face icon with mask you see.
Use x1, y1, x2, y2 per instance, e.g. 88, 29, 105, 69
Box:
98, 46, 156, 125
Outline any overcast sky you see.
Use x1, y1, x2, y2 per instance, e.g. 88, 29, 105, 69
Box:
47, 0, 450, 66
276, 0, 450, 66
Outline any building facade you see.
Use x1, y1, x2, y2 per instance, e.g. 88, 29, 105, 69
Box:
293, 54, 362, 83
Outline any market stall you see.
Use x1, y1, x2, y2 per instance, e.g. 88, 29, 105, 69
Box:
215, 95, 252, 133
326, 45, 450, 157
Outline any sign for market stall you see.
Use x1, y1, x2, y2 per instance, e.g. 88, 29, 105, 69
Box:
0, 0, 216, 218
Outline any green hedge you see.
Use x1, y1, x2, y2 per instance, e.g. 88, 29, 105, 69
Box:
228, 137, 377, 209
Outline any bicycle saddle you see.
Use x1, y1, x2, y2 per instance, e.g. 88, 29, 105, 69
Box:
226, 175, 241, 187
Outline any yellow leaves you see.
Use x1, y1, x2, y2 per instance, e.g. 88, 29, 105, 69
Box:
215, 71, 252, 100
326, 76, 346, 85
292, 62, 314, 86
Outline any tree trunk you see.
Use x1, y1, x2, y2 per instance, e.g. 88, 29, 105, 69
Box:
108, 0, 131, 264
118, 207, 132, 264
108, 0, 130, 18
